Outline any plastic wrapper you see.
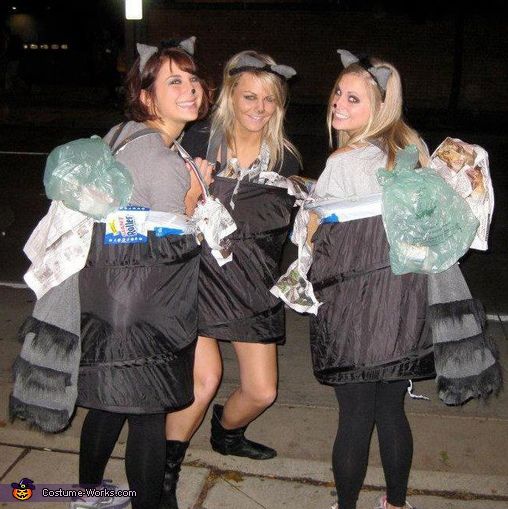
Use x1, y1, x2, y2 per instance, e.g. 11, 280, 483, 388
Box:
305, 193, 382, 223
430, 137, 493, 250
377, 145, 479, 275
44, 136, 133, 220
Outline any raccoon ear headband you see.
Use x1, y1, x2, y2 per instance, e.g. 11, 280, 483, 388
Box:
337, 49, 391, 99
229, 54, 296, 81
136, 36, 196, 73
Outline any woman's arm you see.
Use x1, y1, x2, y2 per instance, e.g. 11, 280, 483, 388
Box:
184, 157, 214, 216
306, 211, 319, 248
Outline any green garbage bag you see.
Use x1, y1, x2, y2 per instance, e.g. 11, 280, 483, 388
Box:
377, 145, 479, 274
44, 136, 133, 220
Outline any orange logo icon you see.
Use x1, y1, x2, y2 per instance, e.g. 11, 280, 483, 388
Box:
11, 478, 35, 501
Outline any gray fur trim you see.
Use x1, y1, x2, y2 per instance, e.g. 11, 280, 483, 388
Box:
428, 298, 486, 326
437, 361, 503, 406
19, 316, 78, 359
12, 356, 71, 392
9, 394, 71, 433
433, 333, 497, 377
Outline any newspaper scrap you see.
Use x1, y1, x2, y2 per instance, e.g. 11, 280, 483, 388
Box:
23, 201, 94, 299
257, 172, 316, 204
430, 138, 494, 250
270, 205, 322, 315
192, 198, 237, 266
271, 192, 385, 315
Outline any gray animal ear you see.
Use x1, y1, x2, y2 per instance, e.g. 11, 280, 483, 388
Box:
179, 36, 196, 55
271, 64, 297, 79
369, 65, 392, 91
137, 43, 158, 72
337, 49, 359, 68
236, 54, 265, 69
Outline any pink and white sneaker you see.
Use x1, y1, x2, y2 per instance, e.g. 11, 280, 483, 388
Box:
374, 495, 416, 509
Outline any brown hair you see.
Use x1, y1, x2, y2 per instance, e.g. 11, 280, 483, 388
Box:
125, 47, 212, 122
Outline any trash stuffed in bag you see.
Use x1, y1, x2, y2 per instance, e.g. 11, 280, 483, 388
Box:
44, 136, 133, 220
377, 145, 479, 275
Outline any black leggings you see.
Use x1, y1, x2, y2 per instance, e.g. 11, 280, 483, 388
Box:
333, 381, 412, 509
79, 409, 165, 509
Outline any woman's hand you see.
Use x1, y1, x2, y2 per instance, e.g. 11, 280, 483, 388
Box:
184, 157, 215, 216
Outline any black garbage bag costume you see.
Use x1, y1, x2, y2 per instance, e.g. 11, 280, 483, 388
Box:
182, 121, 300, 343
78, 224, 200, 413
309, 215, 435, 385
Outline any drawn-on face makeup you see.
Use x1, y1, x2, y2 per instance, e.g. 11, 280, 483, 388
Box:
331, 73, 371, 134
143, 60, 203, 128
231, 72, 278, 135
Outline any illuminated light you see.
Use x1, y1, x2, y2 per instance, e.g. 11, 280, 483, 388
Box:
41, 44, 49, 49
125, 0, 142, 20
12, 6, 17, 10
61, 44, 68, 50
30, 44, 38, 49
23, 44, 28, 49
51, 44, 59, 49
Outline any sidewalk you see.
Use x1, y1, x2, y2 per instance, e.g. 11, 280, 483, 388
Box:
0, 98, 507, 507
0, 286, 507, 508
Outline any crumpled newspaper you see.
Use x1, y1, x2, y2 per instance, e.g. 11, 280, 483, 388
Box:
271, 190, 384, 315
23, 201, 94, 299
270, 205, 321, 314
192, 197, 237, 266
430, 138, 493, 251
256, 172, 315, 203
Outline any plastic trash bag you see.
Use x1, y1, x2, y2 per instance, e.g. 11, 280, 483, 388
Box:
44, 136, 133, 220
377, 145, 479, 275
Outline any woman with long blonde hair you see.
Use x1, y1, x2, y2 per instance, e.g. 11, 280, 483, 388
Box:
159, 50, 301, 509
310, 50, 433, 509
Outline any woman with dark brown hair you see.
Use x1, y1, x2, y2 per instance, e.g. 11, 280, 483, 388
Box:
74, 38, 213, 509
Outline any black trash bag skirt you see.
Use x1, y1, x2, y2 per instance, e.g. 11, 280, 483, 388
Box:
199, 176, 295, 344
78, 223, 201, 414
309, 215, 435, 386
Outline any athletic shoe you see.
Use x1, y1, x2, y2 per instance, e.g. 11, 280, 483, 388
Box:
70, 480, 131, 509
374, 495, 416, 509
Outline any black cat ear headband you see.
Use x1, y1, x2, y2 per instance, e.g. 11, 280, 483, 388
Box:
337, 49, 391, 99
136, 36, 196, 73
228, 54, 296, 81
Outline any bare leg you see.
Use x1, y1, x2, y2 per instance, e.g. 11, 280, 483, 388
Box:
165, 336, 222, 441
221, 342, 278, 429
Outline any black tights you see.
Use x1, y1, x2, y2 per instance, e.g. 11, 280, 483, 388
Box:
333, 381, 412, 509
79, 409, 165, 509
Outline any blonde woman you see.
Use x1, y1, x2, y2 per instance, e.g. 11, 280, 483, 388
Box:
159, 50, 301, 509
309, 50, 433, 509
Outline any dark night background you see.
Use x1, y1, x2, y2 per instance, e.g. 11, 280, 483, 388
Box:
0, 0, 507, 310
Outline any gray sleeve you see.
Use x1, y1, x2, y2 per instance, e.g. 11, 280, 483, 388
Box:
116, 136, 190, 214
145, 149, 190, 214
313, 157, 345, 199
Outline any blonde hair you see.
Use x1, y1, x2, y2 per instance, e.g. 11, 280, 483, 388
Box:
326, 60, 429, 168
211, 50, 300, 171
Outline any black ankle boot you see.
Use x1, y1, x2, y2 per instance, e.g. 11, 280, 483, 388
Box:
159, 440, 189, 509
210, 404, 276, 460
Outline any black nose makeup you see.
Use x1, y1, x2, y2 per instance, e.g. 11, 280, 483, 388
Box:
191, 88, 196, 95
333, 103, 337, 108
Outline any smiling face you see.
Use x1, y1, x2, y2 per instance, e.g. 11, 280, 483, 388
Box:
330, 73, 372, 135
142, 60, 203, 129
231, 72, 278, 136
